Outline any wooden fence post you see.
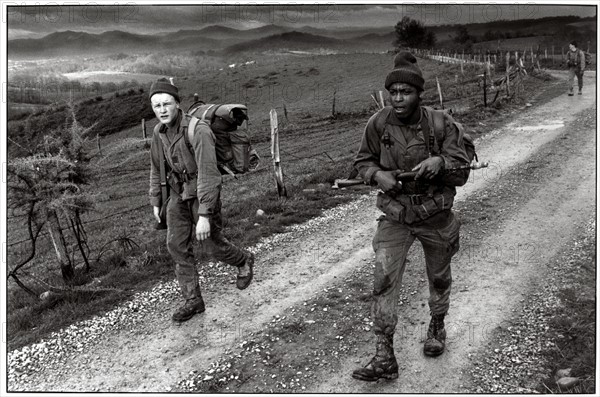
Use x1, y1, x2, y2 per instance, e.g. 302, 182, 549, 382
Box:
331, 89, 336, 118
483, 69, 488, 107
378, 90, 385, 109
96, 134, 102, 155
505, 52, 511, 97
270, 109, 287, 198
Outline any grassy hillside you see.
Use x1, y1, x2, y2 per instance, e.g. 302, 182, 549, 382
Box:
7, 88, 154, 157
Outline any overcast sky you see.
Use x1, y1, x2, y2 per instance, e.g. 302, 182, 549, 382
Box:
6, 3, 597, 40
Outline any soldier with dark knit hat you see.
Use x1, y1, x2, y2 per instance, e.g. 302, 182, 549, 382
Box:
148, 78, 254, 323
352, 52, 471, 381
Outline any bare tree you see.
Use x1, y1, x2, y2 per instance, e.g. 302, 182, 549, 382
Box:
7, 104, 98, 289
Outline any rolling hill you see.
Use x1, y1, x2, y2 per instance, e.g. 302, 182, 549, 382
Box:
223, 31, 346, 54
8, 15, 596, 60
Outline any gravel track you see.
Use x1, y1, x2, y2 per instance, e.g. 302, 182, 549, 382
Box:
6, 71, 596, 393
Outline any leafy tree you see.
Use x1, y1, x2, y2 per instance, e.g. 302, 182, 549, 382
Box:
394, 17, 436, 49
425, 31, 437, 48
454, 26, 472, 44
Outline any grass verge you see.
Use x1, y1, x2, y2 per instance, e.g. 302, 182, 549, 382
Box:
538, 222, 596, 394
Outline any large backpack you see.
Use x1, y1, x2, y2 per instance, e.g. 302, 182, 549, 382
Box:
185, 101, 260, 177
583, 51, 592, 67
420, 106, 477, 164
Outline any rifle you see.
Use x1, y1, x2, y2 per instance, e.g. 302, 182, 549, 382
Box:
332, 162, 489, 189
155, 139, 170, 230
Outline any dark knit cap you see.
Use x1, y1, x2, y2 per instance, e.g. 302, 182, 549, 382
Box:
384, 51, 424, 91
149, 78, 180, 103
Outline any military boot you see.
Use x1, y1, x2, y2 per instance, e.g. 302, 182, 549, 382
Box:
236, 251, 254, 290
352, 334, 398, 381
423, 313, 446, 357
172, 296, 206, 322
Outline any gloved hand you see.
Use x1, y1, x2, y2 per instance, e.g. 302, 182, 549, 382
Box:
412, 156, 444, 180
196, 216, 211, 241
374, 170, 402, 194
153, 206, 161, 223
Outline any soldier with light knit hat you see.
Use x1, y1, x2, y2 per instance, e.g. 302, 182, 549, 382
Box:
148, 78, 254, 323
352, 52, 471, 381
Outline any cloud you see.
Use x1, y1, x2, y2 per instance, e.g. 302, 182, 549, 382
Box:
6, 4, 597, 37
7, 29, 44, 40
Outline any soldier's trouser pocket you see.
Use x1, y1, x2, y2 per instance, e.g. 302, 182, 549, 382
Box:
436, 212, 461, 257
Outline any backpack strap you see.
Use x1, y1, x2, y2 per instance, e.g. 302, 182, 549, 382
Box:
186, 116, 199, 151
421, 106, 445, 157
375, 107, 394, 148
199, 104, 216, 122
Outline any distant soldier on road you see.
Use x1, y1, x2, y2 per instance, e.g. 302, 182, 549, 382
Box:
352, 52, 471, 381
148, 78, 254, 323
566, 40, 586, 96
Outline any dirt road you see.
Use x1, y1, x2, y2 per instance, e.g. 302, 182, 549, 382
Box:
9, 71, 596, 393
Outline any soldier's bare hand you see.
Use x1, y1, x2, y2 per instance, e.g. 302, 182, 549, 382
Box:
412, 156, 444, 179
153, 206, 161, 223
374, 170, 402, 194
196, 216, 211, 241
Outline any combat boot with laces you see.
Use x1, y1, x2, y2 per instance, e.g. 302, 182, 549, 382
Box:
172, 296, 205, 322
423, 313, 446, 356
352, 334, 398, 381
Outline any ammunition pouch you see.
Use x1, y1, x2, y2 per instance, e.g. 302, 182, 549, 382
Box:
376, 191, 455, 225
376, 192, 406, 223
167, 172, 182, 196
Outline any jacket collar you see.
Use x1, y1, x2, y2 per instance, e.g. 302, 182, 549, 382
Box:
385, 106, 424, 128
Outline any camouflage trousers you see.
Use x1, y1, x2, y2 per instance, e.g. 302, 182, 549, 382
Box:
166, 191, 247, 300
568, 68, 584, 92
371, 210, 460, 337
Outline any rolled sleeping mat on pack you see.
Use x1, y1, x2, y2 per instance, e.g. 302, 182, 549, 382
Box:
188, 103, 248, 126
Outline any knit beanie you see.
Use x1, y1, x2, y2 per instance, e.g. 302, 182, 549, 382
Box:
149, 78, 180, 103
384, 51, 424, 91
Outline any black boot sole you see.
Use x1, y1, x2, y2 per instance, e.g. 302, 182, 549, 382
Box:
423, 349, 444, 357
352, 371, 398, 381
